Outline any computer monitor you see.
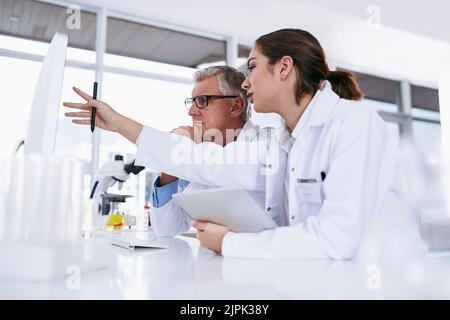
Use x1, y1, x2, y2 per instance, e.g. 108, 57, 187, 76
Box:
24, 32, 68, 155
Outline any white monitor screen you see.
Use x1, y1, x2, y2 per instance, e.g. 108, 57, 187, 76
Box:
24, 32, 67, 155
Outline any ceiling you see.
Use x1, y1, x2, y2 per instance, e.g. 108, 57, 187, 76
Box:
298, 0, 450, 44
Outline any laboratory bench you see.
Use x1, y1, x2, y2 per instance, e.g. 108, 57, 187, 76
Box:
0, 230, 450, 300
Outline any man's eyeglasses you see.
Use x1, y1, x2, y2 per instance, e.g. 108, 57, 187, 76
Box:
184, 95, 239, 110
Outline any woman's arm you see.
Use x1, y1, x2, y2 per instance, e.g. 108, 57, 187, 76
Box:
64, 87, 143, 143
64, 87, 271, 191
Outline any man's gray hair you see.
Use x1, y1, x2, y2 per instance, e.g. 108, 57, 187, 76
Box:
194, 66, 251, 122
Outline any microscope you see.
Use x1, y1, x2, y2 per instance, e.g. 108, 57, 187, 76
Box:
90, 155, 145, 228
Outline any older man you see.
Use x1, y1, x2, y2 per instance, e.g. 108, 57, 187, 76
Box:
150, 66, 262, 237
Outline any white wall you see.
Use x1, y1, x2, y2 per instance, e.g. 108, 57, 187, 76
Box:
63, 0, 450, 88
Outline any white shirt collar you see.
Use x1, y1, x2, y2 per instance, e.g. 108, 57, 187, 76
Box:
236, 119, 259, 142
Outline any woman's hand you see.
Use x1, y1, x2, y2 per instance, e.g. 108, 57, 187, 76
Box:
192, 221, 229, 254
63, 87, 121, 132
64, 86, 143, 144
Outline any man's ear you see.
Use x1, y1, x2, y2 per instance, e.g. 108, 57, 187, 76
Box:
279, 55, 294, 81
229, 97, 245, 119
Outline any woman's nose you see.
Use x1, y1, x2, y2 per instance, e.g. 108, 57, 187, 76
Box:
241, 78, 250, 90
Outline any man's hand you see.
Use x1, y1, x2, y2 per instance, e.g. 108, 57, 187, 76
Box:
161, 121, 204, 185
192, 221, 230, 254
171, 125, 202, 143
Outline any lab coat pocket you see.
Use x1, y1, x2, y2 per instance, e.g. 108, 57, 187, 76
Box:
296, 181, 324, 217
296, 180, 323, 205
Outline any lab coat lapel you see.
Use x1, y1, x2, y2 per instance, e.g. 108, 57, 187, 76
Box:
264, 129, 288, 226
306, 81, 341, 129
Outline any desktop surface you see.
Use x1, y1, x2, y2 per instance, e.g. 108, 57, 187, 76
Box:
0, 231, 449, 299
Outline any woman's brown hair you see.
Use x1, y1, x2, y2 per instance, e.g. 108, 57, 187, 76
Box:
255, 28, 364, 103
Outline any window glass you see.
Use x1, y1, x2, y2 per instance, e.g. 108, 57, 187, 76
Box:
99, 72, 193, 204
412, 121, 442, 165
0, 0, 96, 63
106, 17, 226, 69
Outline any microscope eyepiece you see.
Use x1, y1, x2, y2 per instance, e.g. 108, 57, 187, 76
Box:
124, 160, 145, 175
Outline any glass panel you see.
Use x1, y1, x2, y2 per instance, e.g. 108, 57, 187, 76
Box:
249, 107, 283, 129
104, 53, 195, 79
106, 17, 226, 69
0, 34, 96, 63
0, 0, 96, 53
411, 85, 439, 112
100, 72, 193, 205
412, 120, 442, 164
0, 56, 92, 162
386, 121, 400, 144
0, 56, 41, 158
0, 33, 48, 55
338, 68, 400, 111
364, 98, 398, 113
55, 67, 94, 162
238, 44, 251, 58
237, 44, 251, 75
65, 47, 96, 63
412, 108, 440, 121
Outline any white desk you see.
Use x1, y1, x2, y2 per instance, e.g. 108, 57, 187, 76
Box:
1, 231, 450, 299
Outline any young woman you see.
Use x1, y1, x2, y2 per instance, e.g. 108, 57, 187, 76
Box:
65, 29, 416, 259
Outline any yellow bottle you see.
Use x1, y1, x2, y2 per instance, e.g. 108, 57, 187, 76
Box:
107, 211, 124, 230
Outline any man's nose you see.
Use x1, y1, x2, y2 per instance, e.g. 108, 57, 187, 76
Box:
188, 103, 200, 117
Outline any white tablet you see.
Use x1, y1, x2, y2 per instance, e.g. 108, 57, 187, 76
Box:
172, 187, 277, 233
110, 237, 169, 250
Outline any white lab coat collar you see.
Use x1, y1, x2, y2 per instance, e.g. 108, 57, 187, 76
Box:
306, 80, 340, 128
236, 119, 259, 142
278, 80, 340, 145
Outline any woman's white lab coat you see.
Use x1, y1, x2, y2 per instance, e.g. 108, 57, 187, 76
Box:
135, 81, 419, 260
151, 120, 268, 237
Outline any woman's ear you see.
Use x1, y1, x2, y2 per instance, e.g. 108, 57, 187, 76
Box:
279, 55, 294, 81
